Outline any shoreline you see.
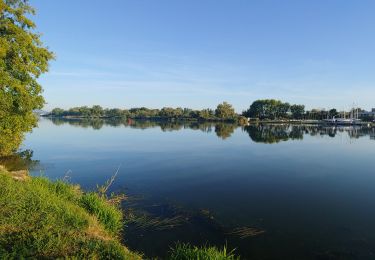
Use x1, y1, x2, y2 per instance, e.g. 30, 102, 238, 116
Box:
0, 166, 239, 259
42, 115, 375, 127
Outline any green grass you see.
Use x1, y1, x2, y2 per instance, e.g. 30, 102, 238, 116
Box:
79, 192, 123, 235
0, 169, 141, 259
168, 243, 240, 260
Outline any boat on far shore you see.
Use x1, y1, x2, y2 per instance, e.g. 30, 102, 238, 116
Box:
323, 107, 367, 126
323, 117, 364, 126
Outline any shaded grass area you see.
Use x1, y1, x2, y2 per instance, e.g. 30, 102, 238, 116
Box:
0, 168, 141, 259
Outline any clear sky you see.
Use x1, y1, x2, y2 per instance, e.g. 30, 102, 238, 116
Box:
31, 0, 375, 112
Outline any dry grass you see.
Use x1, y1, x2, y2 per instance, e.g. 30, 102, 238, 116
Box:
228, 226, 265, 239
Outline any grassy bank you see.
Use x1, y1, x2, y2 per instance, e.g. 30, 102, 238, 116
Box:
0, 167, 239, 259
0, 166, 141, 259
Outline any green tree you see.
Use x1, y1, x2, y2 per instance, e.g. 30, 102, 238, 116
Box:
199, 108, 214, 120
0, 0, 54, 156
215, 102, 236, 120
107, 108, 123, 118
329, 108, 338, 118
243, 99, 291, 119
78, 106, 91, 117
290, 104, 305, 119
51, 108, 64, 117
91, 105, 103, 117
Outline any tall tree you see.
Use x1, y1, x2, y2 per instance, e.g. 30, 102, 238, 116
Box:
215, 102, 236, 120
243, 99, 290, 119
0, 0, 54, 155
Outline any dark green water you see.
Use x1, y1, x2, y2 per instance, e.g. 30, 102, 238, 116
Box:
21, 118, 375, 259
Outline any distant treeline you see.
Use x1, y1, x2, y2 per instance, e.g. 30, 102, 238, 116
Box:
242, 99, 343, 120
48, 99, 364, 122
49, 102, 243, 122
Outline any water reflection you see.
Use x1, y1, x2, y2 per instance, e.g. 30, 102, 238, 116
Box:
215, 123, 236, 139
0, 150, 40, 171
22, 118, 375, 259
48, 118, 375, 143
244, 124, 375, 143
244, 124, 303, 143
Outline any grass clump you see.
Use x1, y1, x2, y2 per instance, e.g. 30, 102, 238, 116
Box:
79, 192, 123, 235
0, 168, 141, 259
168, 243, 239, 260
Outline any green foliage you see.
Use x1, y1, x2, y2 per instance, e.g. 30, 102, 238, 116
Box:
0, 170, 141, 259
290, 104, 305, 119
73, 239, 140, 260
215, 102, 237, 120
168, 243, 239, 260
199, 108, 215, 120
329, 108, 339, 118
243, 99, 291, 119
49, 103, 240, 122
0, 0, 54, 156
91, 105, 104, 117
305, 108, 338, 120
51, 107, 64, 116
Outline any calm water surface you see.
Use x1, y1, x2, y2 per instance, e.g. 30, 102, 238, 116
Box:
22, 118, 375, 259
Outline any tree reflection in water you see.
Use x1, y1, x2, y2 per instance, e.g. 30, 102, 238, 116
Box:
215, 123, 236, 139
244, 124, 375, 143
48, 118, 375, 143
0, 150, 40, 171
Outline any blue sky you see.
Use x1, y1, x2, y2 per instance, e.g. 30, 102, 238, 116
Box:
31, 0, 375, 112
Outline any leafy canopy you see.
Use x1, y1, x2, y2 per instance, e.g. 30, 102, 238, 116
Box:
0, 0, 53, 156
215, 102, 236, 120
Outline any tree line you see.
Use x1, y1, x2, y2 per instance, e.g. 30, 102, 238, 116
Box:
49, 102, 243, 122
241, 99, 357, 121
49, 99, 350, 123
243, 99, 333, 120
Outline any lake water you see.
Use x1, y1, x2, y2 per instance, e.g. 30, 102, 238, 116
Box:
21, 118, 375, 259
